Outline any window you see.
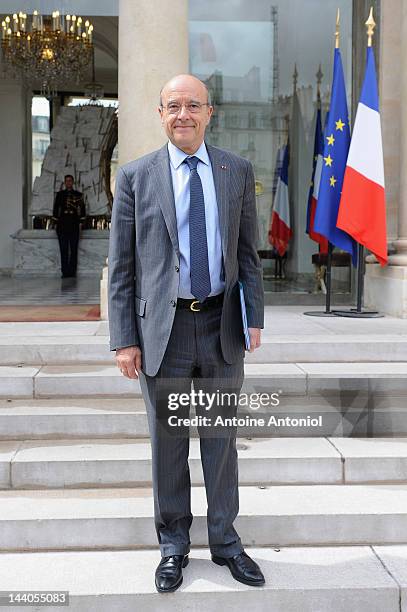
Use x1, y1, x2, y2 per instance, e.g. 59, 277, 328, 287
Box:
189, 0, 353, 297
31, 96, 50, 186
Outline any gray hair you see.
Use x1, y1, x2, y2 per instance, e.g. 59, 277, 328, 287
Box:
159, 80, 212, 107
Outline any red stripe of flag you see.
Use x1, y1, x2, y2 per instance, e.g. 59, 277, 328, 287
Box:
269, 210, 293, 257
309, 196, 329, 253
337, 166, 387, 265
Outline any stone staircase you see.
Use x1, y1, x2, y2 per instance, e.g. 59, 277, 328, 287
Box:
0, 315, 407, 610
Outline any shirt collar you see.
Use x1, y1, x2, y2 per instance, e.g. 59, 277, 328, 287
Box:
167, 140, 210, 170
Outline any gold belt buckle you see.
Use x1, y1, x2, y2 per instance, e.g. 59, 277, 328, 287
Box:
190, 299, 201, 312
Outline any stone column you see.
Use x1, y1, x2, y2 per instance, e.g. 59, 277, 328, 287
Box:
0, 80, 28, 272
364, 0, 407, 316
117, 0, 189, 164
101, 0, 189, 319
391, 0, 407, 261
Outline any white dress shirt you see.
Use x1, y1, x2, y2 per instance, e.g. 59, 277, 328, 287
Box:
167, 140, 225, 299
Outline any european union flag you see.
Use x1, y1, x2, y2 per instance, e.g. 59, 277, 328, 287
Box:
313, 48, 357, 266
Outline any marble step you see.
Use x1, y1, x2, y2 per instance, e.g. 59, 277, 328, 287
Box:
0, 546, 400, 611
2, 395, 407, 439
1, 484, 407, 551
0, 398, 149, 439
1, 394, 407, 440
2, 333, 407, 365
1, 437, 407, 490
2, 396, 407, 439
3, 362, 407, 398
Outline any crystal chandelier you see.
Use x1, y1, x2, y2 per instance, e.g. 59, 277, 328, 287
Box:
1, 11, 94, 98
83, 45, 104, 104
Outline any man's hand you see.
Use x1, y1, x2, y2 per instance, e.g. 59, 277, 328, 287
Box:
116, 346, 142, 379
248, 328, 261, 353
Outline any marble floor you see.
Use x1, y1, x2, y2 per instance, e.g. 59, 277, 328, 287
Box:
262, 276, 351, 305
0, 274, 351, 307
0, 275, 101, 305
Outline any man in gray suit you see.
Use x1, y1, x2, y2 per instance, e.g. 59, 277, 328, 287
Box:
108, 74, 265, 592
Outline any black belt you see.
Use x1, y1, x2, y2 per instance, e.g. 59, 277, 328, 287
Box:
176, 292, 224, 311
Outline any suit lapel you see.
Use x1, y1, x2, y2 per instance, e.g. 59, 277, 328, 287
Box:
147, 144, 180, 259
147, 142, 230, 262
206, 143, 229, 261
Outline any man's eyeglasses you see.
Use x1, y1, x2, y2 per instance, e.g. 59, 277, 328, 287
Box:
161, 102, 210, 115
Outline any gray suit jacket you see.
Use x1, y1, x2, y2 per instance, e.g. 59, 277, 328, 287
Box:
108, 142, 264, 376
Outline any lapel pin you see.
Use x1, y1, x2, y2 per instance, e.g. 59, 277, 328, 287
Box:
221, 165, 227, 170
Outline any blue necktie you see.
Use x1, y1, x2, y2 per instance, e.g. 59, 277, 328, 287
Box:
184, 156, 211, 302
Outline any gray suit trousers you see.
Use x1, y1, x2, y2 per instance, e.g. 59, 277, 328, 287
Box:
139, 301, 245, 558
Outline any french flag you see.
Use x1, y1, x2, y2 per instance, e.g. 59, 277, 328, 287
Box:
337, 46, 387, 265
269, 143, 293, 256
306, 107, 328, 253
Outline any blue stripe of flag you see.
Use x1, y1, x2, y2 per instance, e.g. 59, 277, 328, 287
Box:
280, 141, 289, 186
359, 47, 379, 112
306, 107, 323, 234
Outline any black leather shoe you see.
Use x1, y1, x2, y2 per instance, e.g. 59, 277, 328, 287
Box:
155, 554, 189, 593
212, 551, 265, 586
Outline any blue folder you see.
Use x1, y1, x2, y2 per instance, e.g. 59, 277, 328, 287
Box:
238, 281, 251, 350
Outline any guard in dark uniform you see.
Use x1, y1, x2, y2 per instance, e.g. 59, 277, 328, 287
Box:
52, 175, 86, 278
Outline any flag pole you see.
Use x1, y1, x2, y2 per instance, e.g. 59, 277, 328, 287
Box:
356, 243, 364, 312
304, 10, 340, 318
333, 7, 383, 319
325, 242, 334, 312
304, 242, 335, 316
334, 242, 383, 317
